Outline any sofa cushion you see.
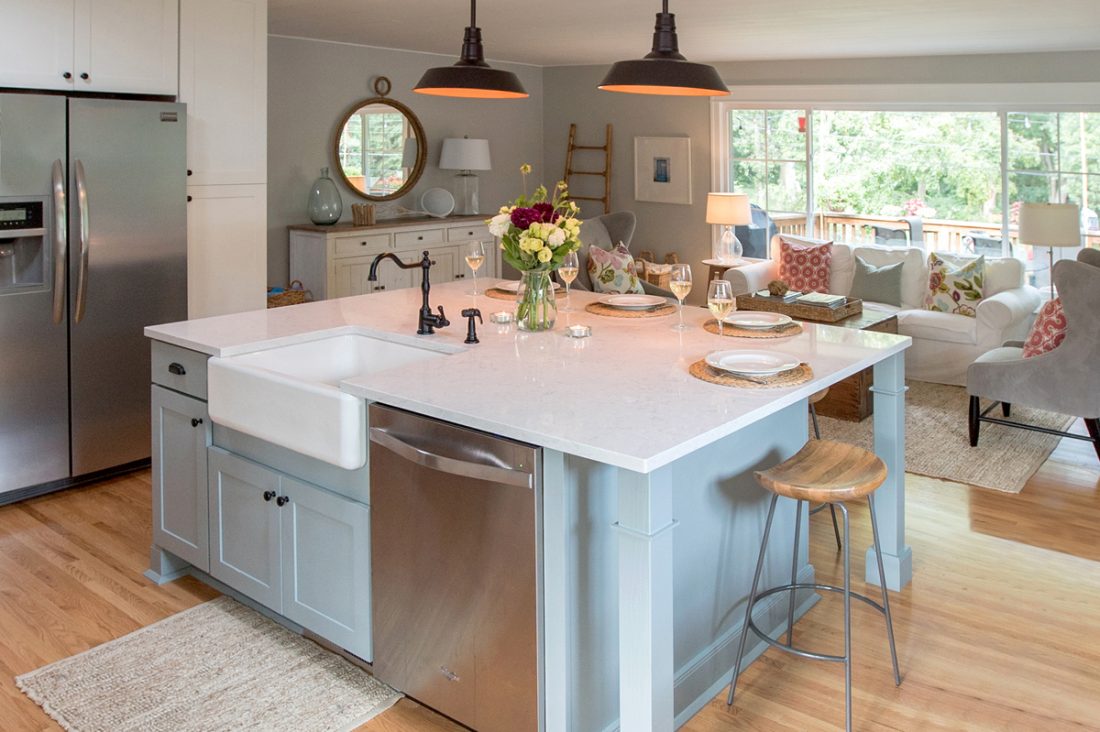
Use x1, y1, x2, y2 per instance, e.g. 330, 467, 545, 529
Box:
925, 252, 985, 317
851, 245, 927, 309
1022, 298, 1067, 357
898, 308, 978, 345
778, 236, 833, 293
587, 243, 644, 294
848, 256, 905, 307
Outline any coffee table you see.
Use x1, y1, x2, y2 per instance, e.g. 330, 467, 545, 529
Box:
809, 308, 899, 421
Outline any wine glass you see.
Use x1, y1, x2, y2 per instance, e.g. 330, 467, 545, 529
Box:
465, 241, 486, 295
559, 250, 579, 311
708, 279, 735, 337
669, 263, 692, 331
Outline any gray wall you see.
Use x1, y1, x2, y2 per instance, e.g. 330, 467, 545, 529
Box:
542, 51, 1100, 301
267, 36, 544, 286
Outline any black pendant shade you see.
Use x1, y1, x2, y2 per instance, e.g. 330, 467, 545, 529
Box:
599, 2, 729, 97
414, 0, 528, 99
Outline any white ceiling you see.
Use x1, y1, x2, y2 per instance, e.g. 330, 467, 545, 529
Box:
269, 0, 1100, 67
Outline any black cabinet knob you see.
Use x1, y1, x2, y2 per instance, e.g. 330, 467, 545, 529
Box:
377, 285, 385, 291
263, 490, 276, 502
80, 72, 89, 80
276, 496, 289, 507
187, 169, 193, 176
187, 195, 193, 202
190, 417, 204, 428
63, 71, 73, 80
168, 362, 186, 376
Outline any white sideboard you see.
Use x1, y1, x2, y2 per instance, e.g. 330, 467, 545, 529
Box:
289, 217, 500, 300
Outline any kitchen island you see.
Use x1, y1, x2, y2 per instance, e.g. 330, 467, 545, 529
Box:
146, 280, 911, 731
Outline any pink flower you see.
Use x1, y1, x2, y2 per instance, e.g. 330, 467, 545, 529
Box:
532, 202, 558, 223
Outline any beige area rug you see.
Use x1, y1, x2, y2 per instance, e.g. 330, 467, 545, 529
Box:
16, 596, 400, 732
818, 381, 1075, 494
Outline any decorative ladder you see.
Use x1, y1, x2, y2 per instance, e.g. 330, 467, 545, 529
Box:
563, 123, 613, 214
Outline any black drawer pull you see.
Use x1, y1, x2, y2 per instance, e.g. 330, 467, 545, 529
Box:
190, 417, 204, 428
168, 362, 186, 376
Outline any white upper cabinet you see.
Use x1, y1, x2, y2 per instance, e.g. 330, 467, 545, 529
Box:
0, 0, 178, 95
179, 0, 267, 185
0, 1, 77, 91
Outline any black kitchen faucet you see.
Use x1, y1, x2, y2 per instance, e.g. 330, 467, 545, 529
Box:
368, 250, 450, 335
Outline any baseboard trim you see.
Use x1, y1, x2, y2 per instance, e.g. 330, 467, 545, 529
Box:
0, 459, 150, 507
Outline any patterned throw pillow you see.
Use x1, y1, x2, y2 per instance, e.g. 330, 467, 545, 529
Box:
587, 243, 644, 294
1022, 298, 1067, 357
778, 237, 833, 293
924, 252, 984, 317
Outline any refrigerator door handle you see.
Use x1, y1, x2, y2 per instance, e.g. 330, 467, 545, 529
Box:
74, 159, 90, 324
51, 159, 68, 325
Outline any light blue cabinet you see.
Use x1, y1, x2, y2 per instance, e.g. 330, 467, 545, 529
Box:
207, 447, 373, 661
151, 385, 211, 572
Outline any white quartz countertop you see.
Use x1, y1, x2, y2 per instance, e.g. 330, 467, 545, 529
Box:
146, 281, 910, 473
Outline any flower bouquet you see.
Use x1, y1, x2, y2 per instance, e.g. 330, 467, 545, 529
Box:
487, 166, 582, 331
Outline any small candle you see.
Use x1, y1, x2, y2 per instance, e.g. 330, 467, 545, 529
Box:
490, 311, 513, 324
566, 324, 591, 338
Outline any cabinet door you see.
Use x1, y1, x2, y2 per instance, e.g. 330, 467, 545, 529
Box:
179, 0, 267, 185
187, 184, 267, 318
151, 385, 210, 571
0, 0, 75, 91
332, 255, 414, 298
426, 248, 457, 284
208, 448, 282, 611
74, 0, 178, 95
280, 476, 372, 661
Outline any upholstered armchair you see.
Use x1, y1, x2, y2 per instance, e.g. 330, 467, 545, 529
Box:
966, 253, 1100, 459
572, 212, 673, 297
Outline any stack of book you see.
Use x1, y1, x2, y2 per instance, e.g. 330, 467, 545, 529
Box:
795, 292, 847, 309
754, 289, 801, 303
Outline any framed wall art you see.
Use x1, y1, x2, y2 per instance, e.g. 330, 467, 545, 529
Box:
634, 136, 692, 205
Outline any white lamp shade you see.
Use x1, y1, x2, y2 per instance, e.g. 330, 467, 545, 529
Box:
706, 193, 752, 226
439, 138, 491, 171
1018, 202, 1081, 247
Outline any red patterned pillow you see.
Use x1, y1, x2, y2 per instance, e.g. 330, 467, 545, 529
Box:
1022, 298, 1067, 357
779, 237, 833, 294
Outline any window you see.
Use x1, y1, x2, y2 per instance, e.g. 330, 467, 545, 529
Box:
728, 109, 808, 216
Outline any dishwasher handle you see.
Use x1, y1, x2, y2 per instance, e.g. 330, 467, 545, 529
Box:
369, 426, 533, 489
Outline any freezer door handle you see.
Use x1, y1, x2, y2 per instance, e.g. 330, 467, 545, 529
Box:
369, 427, 534, 489
51, 159, 68, 325
73, 160, 90, 324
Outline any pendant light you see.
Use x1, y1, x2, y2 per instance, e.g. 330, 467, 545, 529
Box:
599, 0, 729, 97
414, 0, 528, 99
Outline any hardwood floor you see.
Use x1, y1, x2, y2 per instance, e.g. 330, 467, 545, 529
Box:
0, 426, 1096, 731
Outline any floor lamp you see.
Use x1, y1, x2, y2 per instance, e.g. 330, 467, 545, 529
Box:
1018, 202, 1082, 299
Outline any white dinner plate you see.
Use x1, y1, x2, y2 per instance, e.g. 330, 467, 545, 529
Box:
494, 280, 562, 292
724, 312, 793, 329
420, 187, 455, 218
705, 350, 801, 376
599, 294, 667, 310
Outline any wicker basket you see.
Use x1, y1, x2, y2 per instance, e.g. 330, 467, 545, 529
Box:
267, 280, 312, 308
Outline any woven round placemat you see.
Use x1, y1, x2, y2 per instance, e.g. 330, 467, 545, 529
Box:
483, 287, 567, 301
703, 319, 804, 339
585, 302, 676, 318
688, 359, 814, 389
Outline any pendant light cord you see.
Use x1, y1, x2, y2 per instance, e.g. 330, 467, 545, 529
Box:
470, 0, 477, 28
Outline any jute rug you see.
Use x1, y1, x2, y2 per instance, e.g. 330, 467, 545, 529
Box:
817, 381, 1075, 494
16, 596, 401, 732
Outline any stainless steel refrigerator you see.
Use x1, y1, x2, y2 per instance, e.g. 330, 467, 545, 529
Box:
0, 94, 186, 501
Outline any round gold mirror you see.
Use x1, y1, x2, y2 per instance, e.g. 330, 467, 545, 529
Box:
334, 77, 427, 201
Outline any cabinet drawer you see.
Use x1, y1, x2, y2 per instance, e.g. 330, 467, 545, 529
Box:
446, 224, 491, 242
394, 228, 444, 249
335, 233, 390, 258
152, 341, 209, 400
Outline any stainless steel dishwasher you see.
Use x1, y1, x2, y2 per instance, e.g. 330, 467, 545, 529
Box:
368, 404, 541, 732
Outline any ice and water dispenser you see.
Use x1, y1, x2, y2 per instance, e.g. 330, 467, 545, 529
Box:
0, 200, 48, 293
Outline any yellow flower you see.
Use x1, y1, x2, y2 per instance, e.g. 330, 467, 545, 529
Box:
537, 246, 553, 263
520, 163, 532, 175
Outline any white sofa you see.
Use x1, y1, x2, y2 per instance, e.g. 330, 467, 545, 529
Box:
722, 236, 1042, 385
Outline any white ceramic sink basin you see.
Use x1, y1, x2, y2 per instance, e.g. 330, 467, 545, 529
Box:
207, 332, 451, 469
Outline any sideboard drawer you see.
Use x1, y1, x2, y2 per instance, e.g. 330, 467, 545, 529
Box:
151, 341, 210, 400
335, 234, 391, 258
446, 223, 491, 242
394, 228, 444, 249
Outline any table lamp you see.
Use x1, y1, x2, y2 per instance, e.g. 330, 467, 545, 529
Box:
440, 137, 491, 215
1018, 202, 1081, 298
706, 193, 752, 262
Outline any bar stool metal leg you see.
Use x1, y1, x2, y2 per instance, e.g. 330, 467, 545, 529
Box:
726, 493, 780, 708
838, 502, 852, 732
868, 494, 902, 686
785, 499, 803, 646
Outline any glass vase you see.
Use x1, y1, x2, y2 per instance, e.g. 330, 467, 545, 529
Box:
515, 270, 557, 332
308, 167, 343, 225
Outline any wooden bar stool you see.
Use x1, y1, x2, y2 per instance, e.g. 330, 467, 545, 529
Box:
726, 439, 902, 732
807, 388, 842, 550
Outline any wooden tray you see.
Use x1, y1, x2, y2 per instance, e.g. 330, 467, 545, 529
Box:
735, 294, 863, 323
